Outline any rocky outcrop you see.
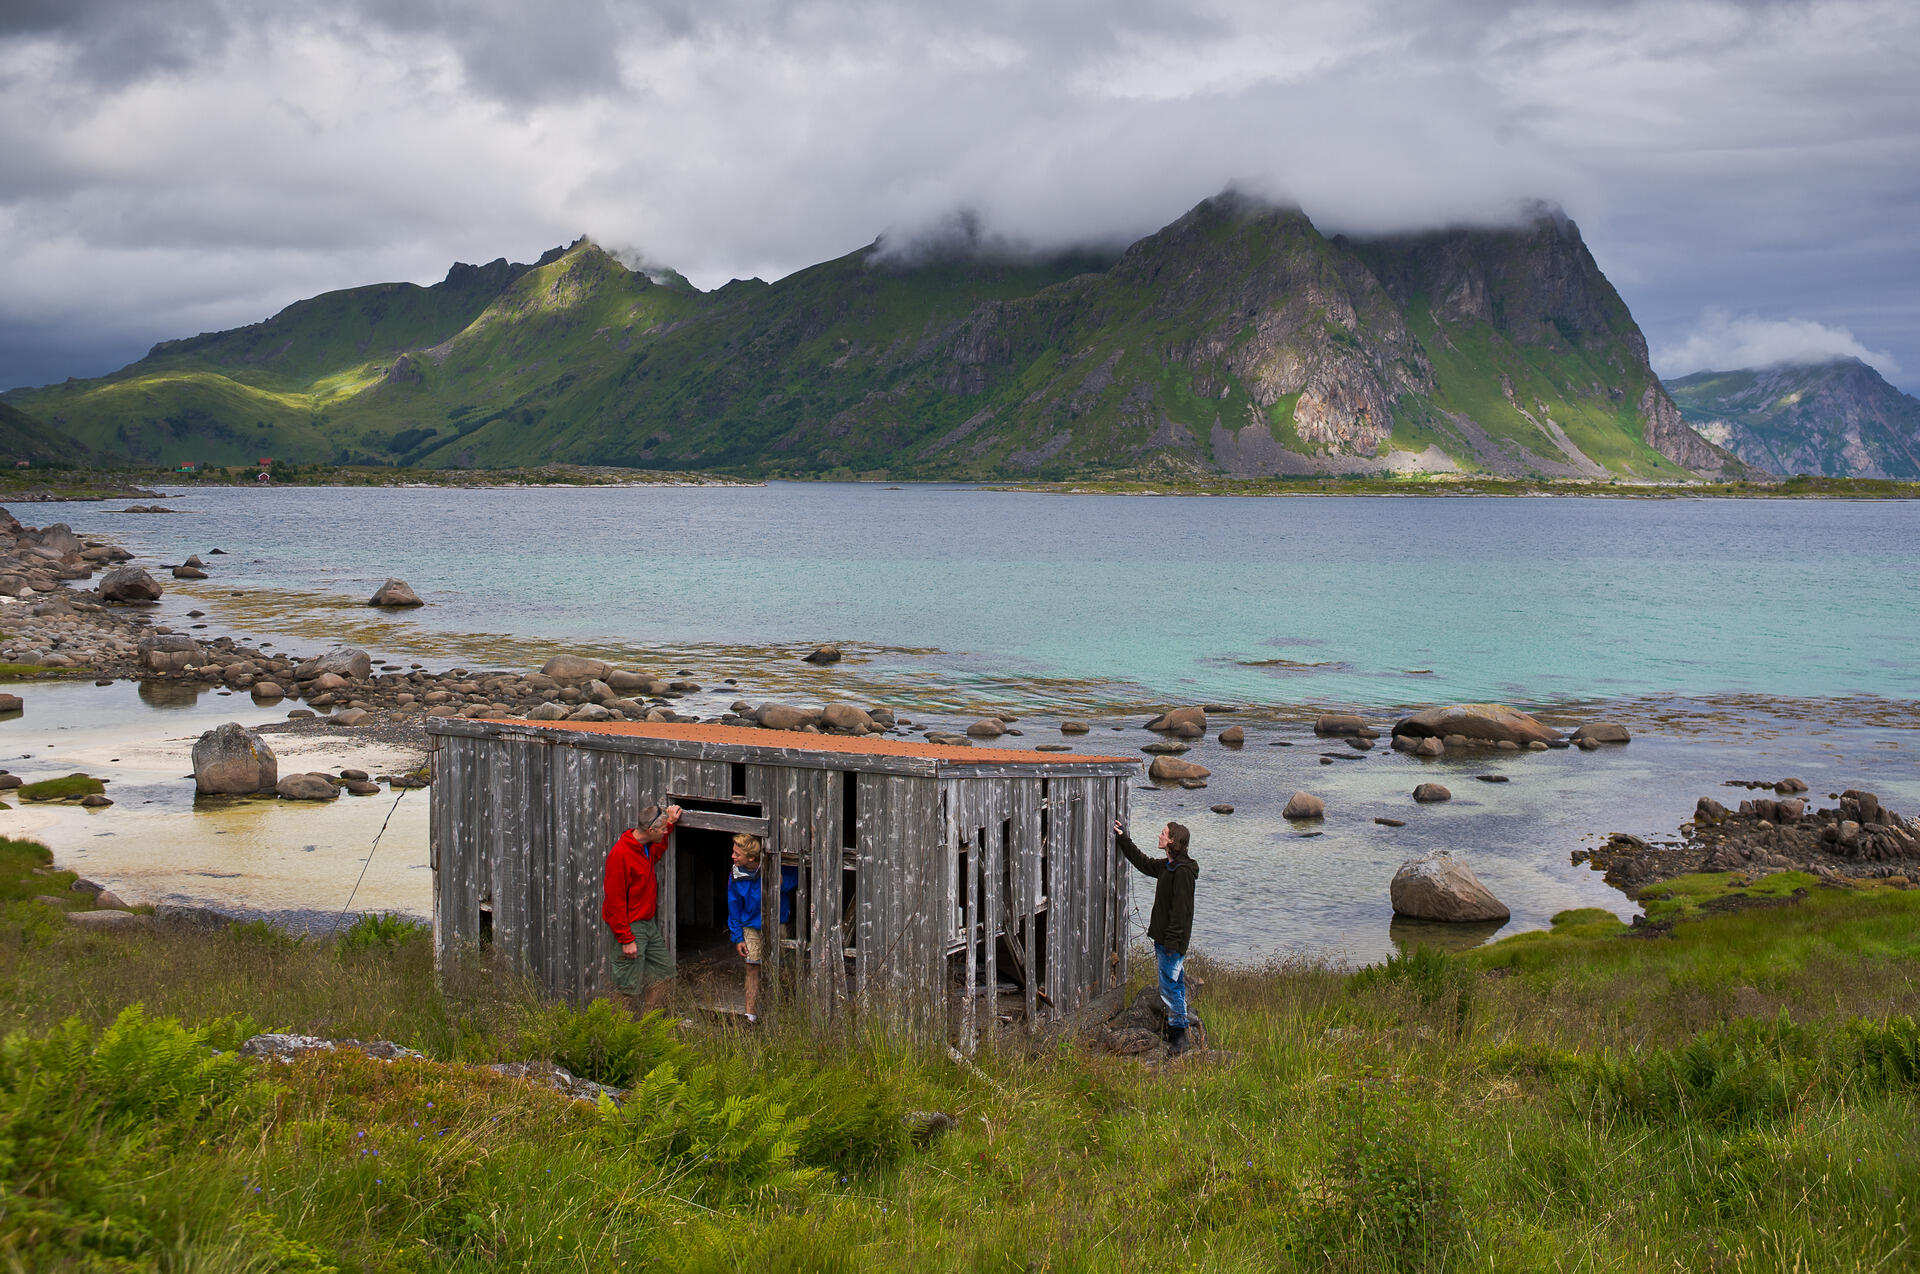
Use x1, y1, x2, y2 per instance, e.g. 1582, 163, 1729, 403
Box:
1639, 384, 1752, 479
1390, 851, 1510, 922
1393, 704, 1560, 748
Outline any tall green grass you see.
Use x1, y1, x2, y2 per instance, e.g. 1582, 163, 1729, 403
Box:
4, 834, 1920, 1269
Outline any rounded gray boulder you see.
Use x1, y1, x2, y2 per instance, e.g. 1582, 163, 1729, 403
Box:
277, 773, 341, 801
97, 565, 163, 603
1390, 850, 1510, 922
369, 578, 425, 607
192, 722, 278, 795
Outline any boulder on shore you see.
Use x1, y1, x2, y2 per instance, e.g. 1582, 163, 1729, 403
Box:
1283, 791, 1325, 820
96, 565, 163, 603
369, 578, 425, 607
1391, 851, 1509, 922
1147, 756, 1210, 783
821, 703, 875, 733
540, 654, 611, 685
1218, 725, 1245, 746
754, 703, 815, 731
192, 722, 278, 795
1392, 704, 1562, 748
137, 632, 204, 673
966, 718, 1006, 738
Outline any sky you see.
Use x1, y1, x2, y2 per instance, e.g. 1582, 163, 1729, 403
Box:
2, 0, 1917, 394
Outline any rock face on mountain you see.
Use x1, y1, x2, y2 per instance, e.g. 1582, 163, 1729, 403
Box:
6, 195, 1738, 481
1668, 359, 1920, 479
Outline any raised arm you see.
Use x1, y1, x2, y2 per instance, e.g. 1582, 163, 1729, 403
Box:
1112, 820, 1162, 878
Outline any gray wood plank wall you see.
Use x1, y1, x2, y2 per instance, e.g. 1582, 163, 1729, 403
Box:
430, 729, 1125, 1050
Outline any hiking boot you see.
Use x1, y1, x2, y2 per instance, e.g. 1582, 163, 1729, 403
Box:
1166, 1025, 1191, 1057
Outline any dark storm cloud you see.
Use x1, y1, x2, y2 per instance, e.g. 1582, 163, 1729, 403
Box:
1, 0, 1916, 392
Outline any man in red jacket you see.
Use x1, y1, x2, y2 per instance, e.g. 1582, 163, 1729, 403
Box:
602, 803, 681, 1009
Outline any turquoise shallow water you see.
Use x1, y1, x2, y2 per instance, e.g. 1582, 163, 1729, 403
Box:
21, 484, 1920, 964
34, 483, 1918, 709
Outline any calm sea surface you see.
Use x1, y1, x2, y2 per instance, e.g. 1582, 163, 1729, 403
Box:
18, 484, 1920, 963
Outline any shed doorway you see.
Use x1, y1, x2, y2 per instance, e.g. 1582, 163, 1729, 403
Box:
673, 824, 737, 978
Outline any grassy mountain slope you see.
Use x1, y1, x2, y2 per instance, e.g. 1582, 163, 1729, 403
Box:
1668, 359, 1920, 478
0, 400, 93, 466
5, 197, 1743, 479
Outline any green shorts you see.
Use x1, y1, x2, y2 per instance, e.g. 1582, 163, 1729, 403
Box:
609, 918, 672, 994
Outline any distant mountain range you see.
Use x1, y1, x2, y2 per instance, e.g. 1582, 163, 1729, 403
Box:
1667, 359, 1920, 479
4, 193, 1750, 481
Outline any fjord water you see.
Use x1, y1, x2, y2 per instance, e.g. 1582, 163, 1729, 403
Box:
20, 484, 1920, 963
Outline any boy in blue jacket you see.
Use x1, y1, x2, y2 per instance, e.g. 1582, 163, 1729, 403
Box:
727, 833, 797, 1023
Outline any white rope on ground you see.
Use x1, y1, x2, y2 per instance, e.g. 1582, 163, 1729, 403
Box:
334, 785, 411, 934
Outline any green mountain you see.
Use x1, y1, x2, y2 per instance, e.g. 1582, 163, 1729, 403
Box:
6, 195, 1744, 479
1666, 359, 1920, 478
0, 400, 94, 467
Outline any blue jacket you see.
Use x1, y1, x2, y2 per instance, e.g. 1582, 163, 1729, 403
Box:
727, 864, 798, 943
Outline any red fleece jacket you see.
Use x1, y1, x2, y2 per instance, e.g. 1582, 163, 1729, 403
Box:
601, 825, 670, 943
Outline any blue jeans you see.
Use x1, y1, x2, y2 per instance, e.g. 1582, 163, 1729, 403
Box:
1155, 942, 1188, 1029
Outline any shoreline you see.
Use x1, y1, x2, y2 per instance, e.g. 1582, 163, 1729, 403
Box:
9, 468, 1919, 504
7, 501, 1920, 957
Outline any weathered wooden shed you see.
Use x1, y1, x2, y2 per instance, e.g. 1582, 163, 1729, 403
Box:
425, 718, 1139, 1047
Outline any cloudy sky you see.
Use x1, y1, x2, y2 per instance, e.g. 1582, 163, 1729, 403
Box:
2, 0, 1916, 393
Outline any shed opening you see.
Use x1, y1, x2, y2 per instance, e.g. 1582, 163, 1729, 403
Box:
673, 825, 737, 975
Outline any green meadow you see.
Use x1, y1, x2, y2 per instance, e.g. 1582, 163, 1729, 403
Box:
5, 832, 1920, 1271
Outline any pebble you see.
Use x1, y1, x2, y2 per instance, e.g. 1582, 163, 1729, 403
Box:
1374, 817, 1406, 827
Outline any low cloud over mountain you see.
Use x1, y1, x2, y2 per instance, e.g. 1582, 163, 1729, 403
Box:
2, 0, 1917, 393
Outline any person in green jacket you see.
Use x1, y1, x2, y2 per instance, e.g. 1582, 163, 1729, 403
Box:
1113, 818, 1199, 1056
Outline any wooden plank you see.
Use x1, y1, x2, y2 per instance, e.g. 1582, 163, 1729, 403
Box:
746, 762, 780, 1032
672, 809, 769, 836
934, 761, 1139, 780
809, 768, 843, 1022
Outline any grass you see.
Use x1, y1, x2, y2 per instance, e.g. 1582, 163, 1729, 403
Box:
17, 774, 106, 802
0, 663, 83, 682
5, 832, 1920, 1268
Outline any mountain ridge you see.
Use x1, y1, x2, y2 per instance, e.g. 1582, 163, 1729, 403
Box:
1667, 358, 1920, 479
6, 195, 1745, 481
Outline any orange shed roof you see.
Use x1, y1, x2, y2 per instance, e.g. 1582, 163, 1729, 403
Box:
483, 717, 1136, 767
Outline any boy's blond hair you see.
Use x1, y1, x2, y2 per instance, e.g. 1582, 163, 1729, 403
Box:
731, 832, 763, 859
